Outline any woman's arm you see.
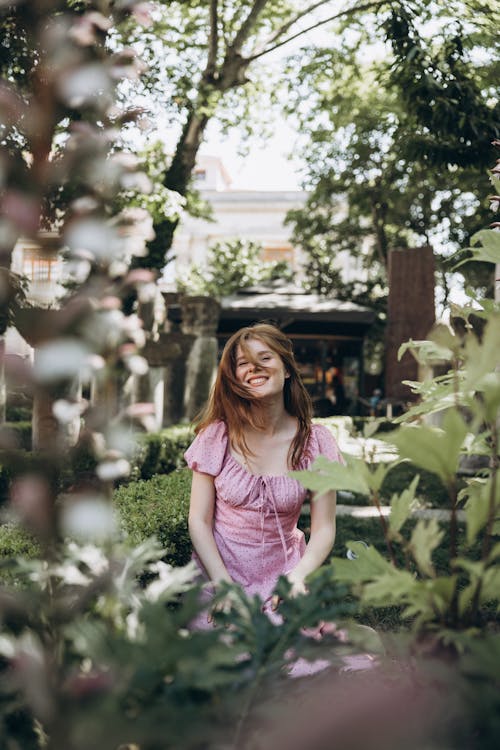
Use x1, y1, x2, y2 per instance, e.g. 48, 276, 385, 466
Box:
286, 489, 337, 594
188, 470, 233, 585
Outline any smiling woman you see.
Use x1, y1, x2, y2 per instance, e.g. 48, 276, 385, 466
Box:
184, 323, 344, 646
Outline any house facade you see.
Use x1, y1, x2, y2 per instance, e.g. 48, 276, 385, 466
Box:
166, 155, 308, 284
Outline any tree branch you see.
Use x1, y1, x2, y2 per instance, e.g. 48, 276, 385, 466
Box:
229, 0, 271, 56
247, 0, 390, 63
260, 0, 334, 48
206, 0, 219, 76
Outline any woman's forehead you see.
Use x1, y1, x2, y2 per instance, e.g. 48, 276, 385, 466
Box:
236, 337, 273, 357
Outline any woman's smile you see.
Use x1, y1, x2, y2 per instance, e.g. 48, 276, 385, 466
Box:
246, 374, 268, 387
235, 339, 287, 397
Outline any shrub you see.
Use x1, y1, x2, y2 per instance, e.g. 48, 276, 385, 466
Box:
380, 460, 451, 507
2, 422, 32, 451
0, 523, 40, 587
131, 424, 194, 481
113, 468, 193, 566
5, 405, 32, 423
0, 523, 40, 560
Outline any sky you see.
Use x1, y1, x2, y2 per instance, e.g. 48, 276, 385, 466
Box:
200, 103, 304, 191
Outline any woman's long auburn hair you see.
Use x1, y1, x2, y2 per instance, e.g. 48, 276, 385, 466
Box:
195, 323, 312, 469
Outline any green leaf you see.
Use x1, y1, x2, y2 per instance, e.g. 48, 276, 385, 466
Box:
409, 518, 445, 577
398, 337, 453, 365
389, 474, 420, 535
480, 566, 500, 605
363, 569, 417, 605
463, 478, 492, 546
332, 541, 393, 585
458, 228, 500, 265
382, 409, 468, 486
291, 455, 371, 496
464, 313, 500, 391
401, 576, 456, 625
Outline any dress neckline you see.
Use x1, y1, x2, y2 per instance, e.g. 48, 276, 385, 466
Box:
226, 451, 292, 480
219, 419, 312, 479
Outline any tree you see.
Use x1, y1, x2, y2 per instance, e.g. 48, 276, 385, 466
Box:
283, 1, 499, 310
177, 237, 293, 297
117, 0, 408, 272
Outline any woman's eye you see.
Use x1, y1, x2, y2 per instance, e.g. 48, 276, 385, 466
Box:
238, 361, 248, 367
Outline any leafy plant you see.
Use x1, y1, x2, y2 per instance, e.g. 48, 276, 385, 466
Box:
177, 237, 293, 298
113, 469, 193, 566
293, 143, 500, 641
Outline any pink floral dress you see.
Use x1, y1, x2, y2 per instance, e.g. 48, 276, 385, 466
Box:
184, 420, 343, 606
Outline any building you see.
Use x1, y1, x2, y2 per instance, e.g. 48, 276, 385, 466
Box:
169, 156, 376, 409
167, 155, 308, 283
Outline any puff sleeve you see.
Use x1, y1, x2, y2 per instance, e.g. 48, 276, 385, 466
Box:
308, 423, 345, 465
184, 420, 228, 477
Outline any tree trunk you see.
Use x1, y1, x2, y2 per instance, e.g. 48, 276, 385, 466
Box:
136, 109, 211, 272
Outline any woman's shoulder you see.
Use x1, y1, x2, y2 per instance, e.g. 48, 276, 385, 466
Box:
197, 419, 228, 440
184, 420, 228, 476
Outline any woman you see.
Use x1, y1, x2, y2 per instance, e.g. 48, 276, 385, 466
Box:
184, 323, 343, 621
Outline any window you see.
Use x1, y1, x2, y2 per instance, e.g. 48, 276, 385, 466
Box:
194, 169, 206, 183
22, 249, 58, 283
261, 244, 294, 264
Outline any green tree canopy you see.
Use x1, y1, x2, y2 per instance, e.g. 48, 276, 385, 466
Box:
283, 1, 499, 311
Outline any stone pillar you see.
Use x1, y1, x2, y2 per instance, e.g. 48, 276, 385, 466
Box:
385, 246, 435, 402
142, 331, 195, 427
181, 296, 220, 422
32, 373, 81, 452
0, 338, 5, 424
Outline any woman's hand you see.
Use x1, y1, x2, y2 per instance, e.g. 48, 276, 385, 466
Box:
207, 584, 236, 626
271, 573, 307, 610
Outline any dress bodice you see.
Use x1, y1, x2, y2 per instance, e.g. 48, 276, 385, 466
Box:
185, 421, 342, 569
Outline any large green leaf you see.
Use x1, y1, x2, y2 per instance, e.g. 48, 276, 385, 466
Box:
456, 228, 500, 265
363, 569, 417, 605
409, 518, 445, 577
463, 478, 494, 546
389, 474, 420, 536
291, 455, 370, 496
464, 313, 500, 392
398, 337, 453, 366
479, 566, 500, 605
401, 576, 456, 625
292, 455, 401, 498
332, 542, 393, 584
382, 409, 468, 486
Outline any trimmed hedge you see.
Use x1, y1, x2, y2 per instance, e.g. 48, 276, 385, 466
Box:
380, 460, 451, 507
113, 468, 193, 567
0, 523, 40, 559
0, 523, 40, 587
131, 425, 195, 481
0, 424, 195, 505
0, 468, 194, 578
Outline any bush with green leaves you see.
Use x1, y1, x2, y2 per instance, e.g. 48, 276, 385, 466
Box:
113, 469, 193, 567
131, 424, 194, 480
293, 142, 500, 750
177, 237, 293, 298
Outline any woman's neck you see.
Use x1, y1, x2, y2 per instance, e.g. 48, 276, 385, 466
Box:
248, 397, 293, 437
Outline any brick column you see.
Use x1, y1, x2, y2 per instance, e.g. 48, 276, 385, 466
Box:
385, 246, 435, 402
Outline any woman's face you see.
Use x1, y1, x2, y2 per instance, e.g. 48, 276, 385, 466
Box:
234, 337, 288, 398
